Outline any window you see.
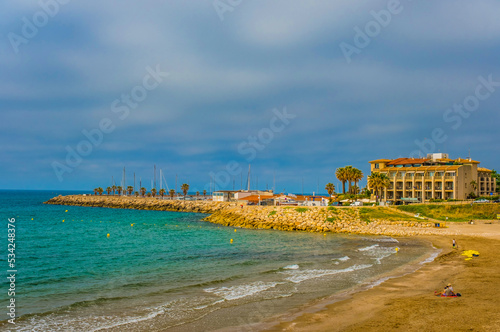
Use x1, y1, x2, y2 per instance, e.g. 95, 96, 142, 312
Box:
375, 163, 379, 169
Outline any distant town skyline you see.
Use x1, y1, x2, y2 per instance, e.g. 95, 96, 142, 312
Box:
1, 1, 499, 192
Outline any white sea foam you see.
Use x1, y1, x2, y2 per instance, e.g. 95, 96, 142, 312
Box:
332, 256, 350, 265
194, 299, 225, 310
204, 281, 281, 300
358, 243, 398, 264
358, 244, 379, 251
283, 264, 299, 270
420, 249, 441, 265
370, 237, 399, 243
283, 264, 372, 283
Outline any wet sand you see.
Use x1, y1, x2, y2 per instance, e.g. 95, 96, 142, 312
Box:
265, 222, 500, 331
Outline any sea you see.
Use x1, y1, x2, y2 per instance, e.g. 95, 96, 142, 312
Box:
0, 190, 438, 331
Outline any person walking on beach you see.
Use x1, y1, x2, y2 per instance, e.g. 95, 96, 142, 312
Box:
453, 239, 457, 249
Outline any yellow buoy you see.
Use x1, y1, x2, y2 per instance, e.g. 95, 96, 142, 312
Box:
62, 220, 65, 222
395, 247, 399, 253
65, 210, 68, 212
107, 233, 110, 238
230, 239, 233, 243
234, 229, 237, 232
31, 218, 33, 220
131, 223, 134, 227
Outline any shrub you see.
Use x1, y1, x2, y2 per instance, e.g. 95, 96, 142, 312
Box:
295, 207, 309, 213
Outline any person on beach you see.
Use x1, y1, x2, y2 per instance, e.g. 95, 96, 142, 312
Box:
453, 239, 457, 249
444, 284, 455, 296
435, 284, 457, 297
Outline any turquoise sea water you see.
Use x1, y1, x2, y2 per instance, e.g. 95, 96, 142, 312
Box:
0, 190, 436, 331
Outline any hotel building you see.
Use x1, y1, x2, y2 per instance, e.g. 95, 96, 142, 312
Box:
368, 153, 497, 202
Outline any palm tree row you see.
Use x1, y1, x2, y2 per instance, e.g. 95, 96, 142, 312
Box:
367, 172, 390, 203
94, 183, 193, 199
336, 166, 364, 194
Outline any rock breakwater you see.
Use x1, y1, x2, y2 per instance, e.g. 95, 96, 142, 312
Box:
45, 195, 453, 236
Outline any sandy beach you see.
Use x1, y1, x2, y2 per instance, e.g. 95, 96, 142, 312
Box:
264, 222, 500, 331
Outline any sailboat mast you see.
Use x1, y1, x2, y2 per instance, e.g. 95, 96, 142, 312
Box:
247, 165, 251, 191
154, 165, 156, 189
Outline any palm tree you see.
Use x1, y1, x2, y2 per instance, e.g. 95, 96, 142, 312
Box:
344, 166, 355, 194
134, 191, 139, 197
106, 187, 112, 195
181, 183, 189, 196
151, 188, 157, 197
325, 183, 335, 196
203, 189, 207, 197
470, 180, 478, 196
352, 168, 364, 195
140, 187, 147, 197
112, 185, 117, 196
169, 189, 175, 199
97, 187, 104, 195
117, 186, 123, 196
94, 188, 98, 195
127, 186, 134, 196
159, 188, 166, 198
196, 191, 200, 197
351, 185, 360, 195
368, 173, 390, 203
336, 167, 348, 194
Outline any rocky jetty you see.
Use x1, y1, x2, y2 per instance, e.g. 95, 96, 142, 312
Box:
205, 206, 442, 236
44, 195, 232, 214
45, 195, 451, 236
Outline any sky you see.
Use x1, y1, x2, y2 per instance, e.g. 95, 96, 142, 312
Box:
1, 0, 499, 194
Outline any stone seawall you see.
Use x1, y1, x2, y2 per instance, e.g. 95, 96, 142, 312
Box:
205, 206, 441, 236
44, 195, 233, 214
45, 195, 453, 236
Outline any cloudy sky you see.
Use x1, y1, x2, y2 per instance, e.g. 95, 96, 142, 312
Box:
1, 0, 499, 193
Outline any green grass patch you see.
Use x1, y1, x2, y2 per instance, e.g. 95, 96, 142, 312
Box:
268, 210, 277, 217
397, 204, 499, 222
359, 207, 422, 223
295, 207, 309, 213
326, 217, 338, 223
327, 206, 339, 213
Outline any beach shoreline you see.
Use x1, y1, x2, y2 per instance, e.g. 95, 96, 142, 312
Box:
44, 195, 500, 331
261, 224, 500, 332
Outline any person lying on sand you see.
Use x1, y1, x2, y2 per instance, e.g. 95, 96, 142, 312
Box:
435, 284, 460, 297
